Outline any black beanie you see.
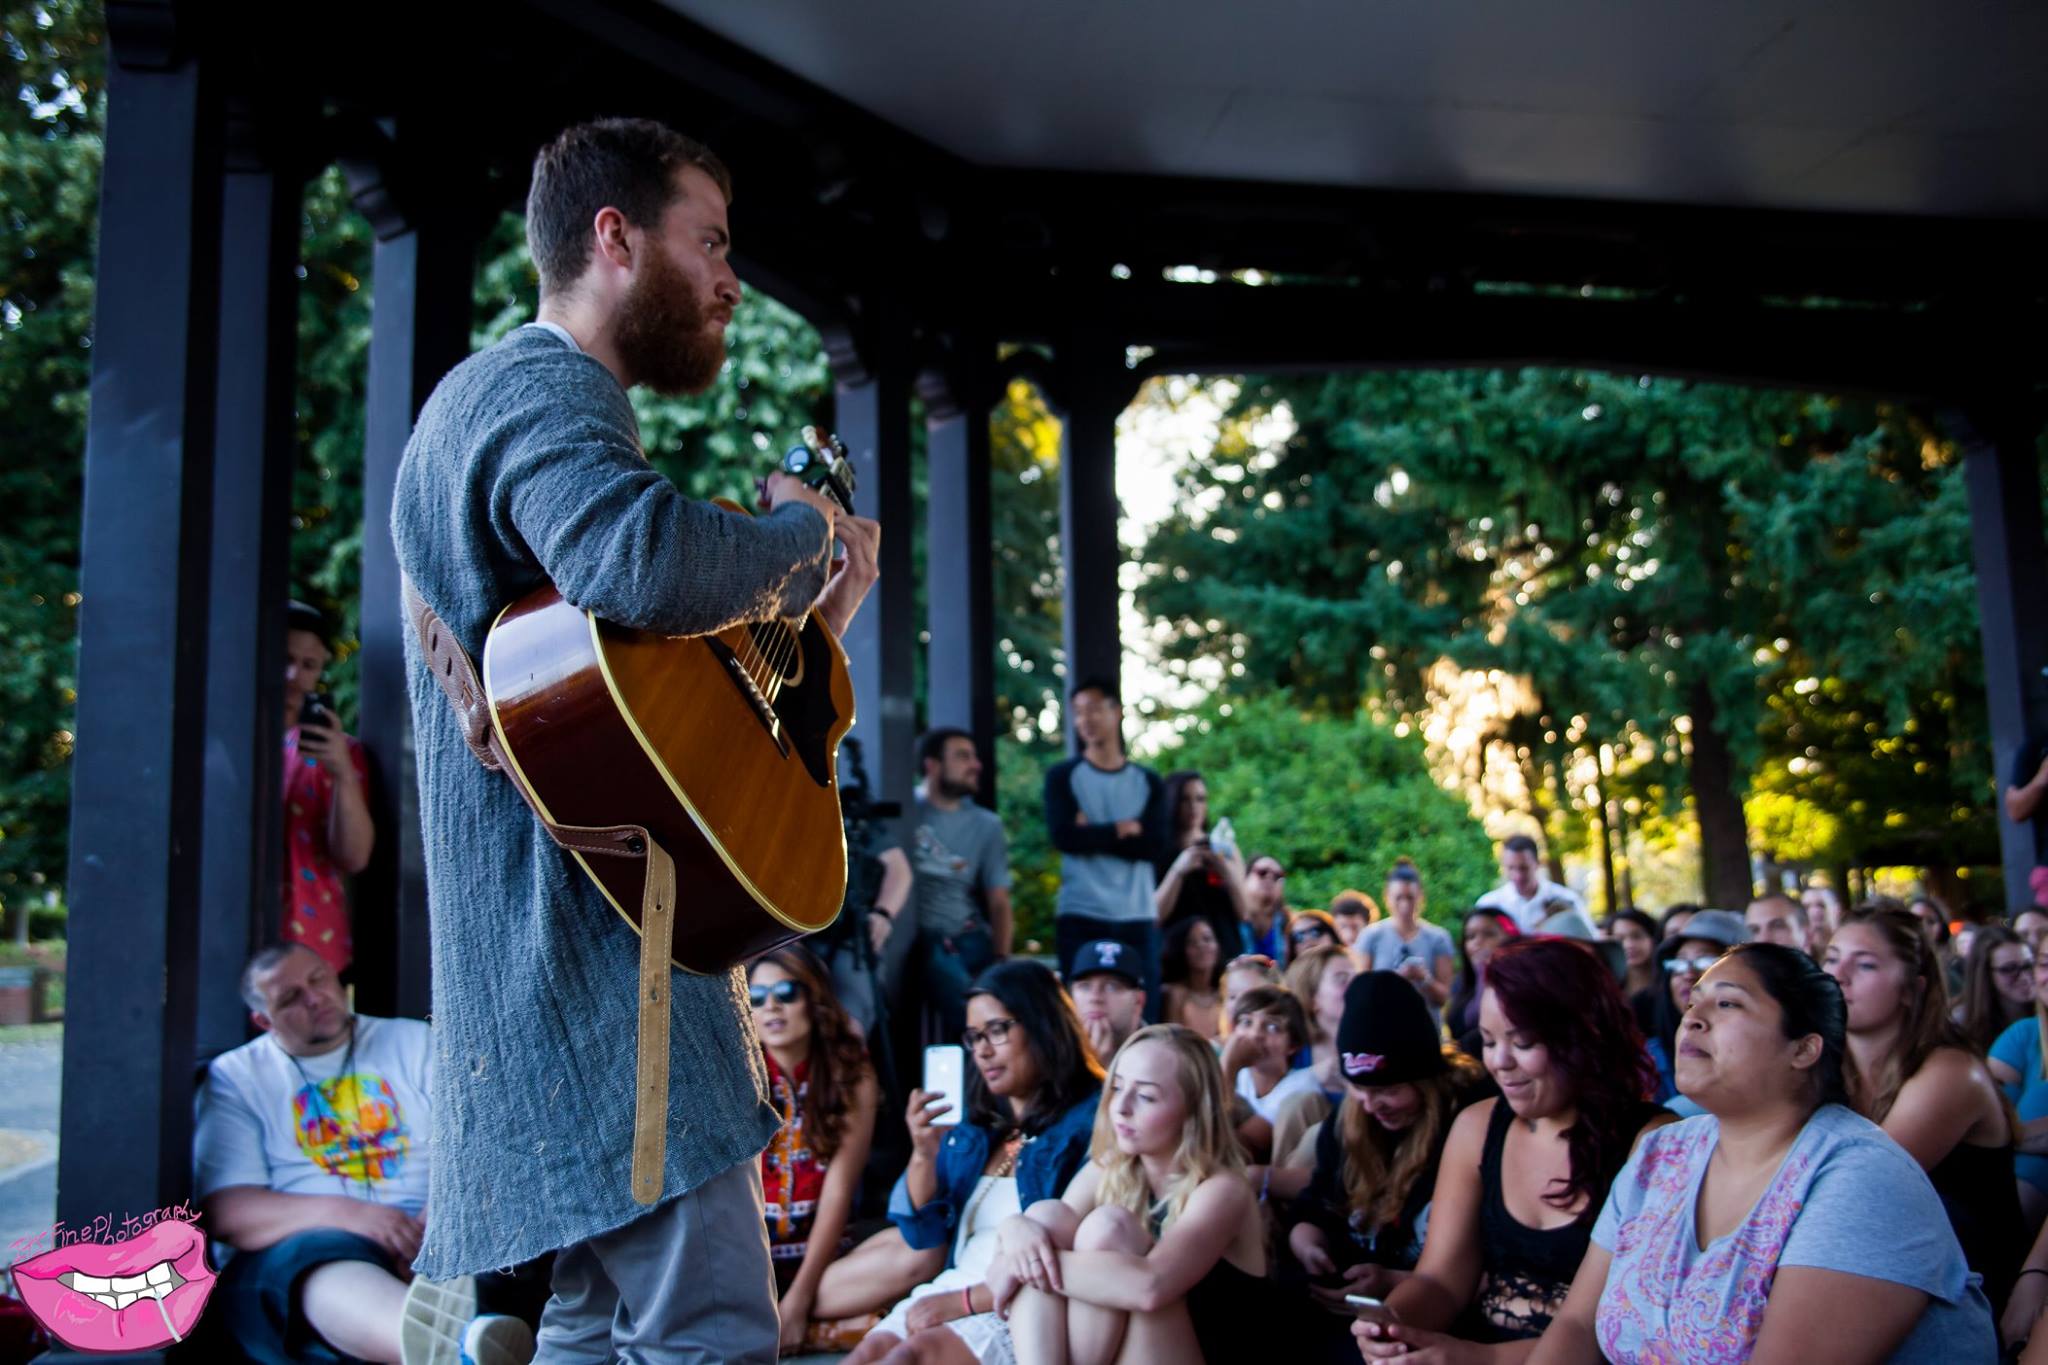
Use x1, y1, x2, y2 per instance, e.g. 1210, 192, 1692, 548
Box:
1336, 971, 1448, 1087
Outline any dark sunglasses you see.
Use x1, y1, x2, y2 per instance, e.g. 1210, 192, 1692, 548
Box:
1292, 926, 1332, 945
748, 979, 806, 1008
1663, 955, 1720, 976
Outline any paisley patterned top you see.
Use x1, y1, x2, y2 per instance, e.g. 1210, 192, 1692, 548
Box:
1591, 1106, 1996, 1363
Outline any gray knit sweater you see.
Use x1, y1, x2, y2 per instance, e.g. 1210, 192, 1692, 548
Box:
391, 326, 833, 1276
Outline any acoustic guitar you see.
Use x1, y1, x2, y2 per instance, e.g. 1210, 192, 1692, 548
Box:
478, 430, 859, 973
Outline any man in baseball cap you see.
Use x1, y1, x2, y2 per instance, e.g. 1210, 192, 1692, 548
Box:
1068, 939, 1146, 1063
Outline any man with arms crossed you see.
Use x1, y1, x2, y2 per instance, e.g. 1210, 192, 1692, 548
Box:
392, 119, 878, 1363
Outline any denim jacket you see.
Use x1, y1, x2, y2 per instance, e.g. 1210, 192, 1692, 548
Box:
887, 1089, 1100, 1267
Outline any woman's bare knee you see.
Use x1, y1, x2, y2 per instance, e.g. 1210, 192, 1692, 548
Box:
1024, 1198, 1082, 1246
1075, 1203, 1148, 1252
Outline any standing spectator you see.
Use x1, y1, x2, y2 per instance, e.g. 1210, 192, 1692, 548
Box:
1956, 925, 2036, 1055
1745, 893, 1814, 956
1475, 834, 1585, 934
909, 727, 1013, 1039
1355, 860, 1457, 1030
748, 947, 879, 1354
1530, 944, 1998, 1364
1989, 950, 2048, 1237
1161, 917, 1226, 1040
1330, 892, 1379, 949
1354, 939, 1671, 1358
1824, 907, 2025, 1313
1044, 678, 1169, 1022
1446, 908, 1519, 1046
2006, 733, 2048, 909
1243, 854, 1293, 964
1603, 909, 1661, 999
1068, 938, 1148, 1063
1152, 769, 1248, 955
281, 601, 374, 975
1284, 973, 1493, 1352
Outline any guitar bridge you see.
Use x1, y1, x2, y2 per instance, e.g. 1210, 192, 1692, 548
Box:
707, 638, 791, 758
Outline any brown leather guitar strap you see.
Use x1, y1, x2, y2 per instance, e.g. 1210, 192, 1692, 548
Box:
403, 577, 675, 1205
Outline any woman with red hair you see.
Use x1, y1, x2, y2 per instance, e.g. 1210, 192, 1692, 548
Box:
1355, 938, 1673, 1361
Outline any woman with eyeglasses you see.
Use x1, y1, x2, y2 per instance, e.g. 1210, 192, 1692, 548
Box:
745, 946, 881, 1354
1956, 925, 2036, 1055
1990, 951, 2048, 1241
1824, 907, 2024, 1316
848, 960, 1104, 1365
1290, 909, 1341, 955
1630, 910, 1746, 1110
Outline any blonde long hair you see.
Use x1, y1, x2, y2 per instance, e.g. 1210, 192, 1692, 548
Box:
1089, 1024, 1245, 1233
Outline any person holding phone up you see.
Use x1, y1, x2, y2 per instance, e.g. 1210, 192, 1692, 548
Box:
282, 600, 375, 975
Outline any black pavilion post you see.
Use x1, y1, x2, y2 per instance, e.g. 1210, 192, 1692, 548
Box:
922, 344, 998, 808
196, 101, 304, 1061
58, 3, 222, 1254
345, 151, 476, 1019
1956, 408, 2048, 906
830, 310, 918, 816
1055, 337, 1134, 744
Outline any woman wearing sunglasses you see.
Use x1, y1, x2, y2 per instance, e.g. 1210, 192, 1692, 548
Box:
746, 946, 881, 1354
848, 959, 1104, 1365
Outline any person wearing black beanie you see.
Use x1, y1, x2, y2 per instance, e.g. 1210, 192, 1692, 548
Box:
1282, 973, 1491, 1353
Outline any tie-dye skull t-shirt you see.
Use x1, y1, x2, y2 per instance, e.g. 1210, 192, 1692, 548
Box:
1590, 1105, 1994, 1363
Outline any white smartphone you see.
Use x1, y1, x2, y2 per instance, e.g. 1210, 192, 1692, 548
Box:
922, 1045, 966, 1127
1344, 1294, 1386, 1313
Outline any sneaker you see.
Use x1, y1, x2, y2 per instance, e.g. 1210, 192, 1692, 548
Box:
398, 1275, 534, 1365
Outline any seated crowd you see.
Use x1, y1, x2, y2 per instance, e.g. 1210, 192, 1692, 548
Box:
187, 694, 2041, 1363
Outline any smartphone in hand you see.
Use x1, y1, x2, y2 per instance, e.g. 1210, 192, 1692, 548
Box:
922, 1045, 966, 1127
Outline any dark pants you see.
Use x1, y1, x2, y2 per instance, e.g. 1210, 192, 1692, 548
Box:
1055, 915, 1162, 1023
216, 1228, 393, 1365
923, 926, 997, 1041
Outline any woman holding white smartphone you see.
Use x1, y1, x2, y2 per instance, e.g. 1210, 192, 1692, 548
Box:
847, 960, 1104, 1364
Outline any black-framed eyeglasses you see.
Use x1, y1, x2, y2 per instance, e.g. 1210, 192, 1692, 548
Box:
749, 979, 806, 1008
1663, 955, 1719, 976
1994, 960, 2036, 980
961, 1018, 1018, 1053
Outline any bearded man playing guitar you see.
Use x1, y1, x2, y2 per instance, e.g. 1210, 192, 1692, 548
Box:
392, 118, 879, 1363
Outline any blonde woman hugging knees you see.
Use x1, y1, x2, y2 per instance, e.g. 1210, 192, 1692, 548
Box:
988, 1024, 1312, 1364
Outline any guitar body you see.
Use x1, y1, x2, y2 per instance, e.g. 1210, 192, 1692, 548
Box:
480, 536, 853, 973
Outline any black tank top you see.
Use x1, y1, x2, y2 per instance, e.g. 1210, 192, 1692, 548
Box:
1464, 1097, 1664, 1342
1928, 1139, 2025, 1314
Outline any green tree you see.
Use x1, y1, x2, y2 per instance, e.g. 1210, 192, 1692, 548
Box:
0, 0, 101, 929
1140, 370, 1995, 909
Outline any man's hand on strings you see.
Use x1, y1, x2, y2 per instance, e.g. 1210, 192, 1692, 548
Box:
813, 512, 880, 637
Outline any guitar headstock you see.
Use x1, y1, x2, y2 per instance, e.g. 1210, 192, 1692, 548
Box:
780, 427, 858, 514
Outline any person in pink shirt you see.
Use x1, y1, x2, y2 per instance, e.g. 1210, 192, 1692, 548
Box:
282, 601, 374, 974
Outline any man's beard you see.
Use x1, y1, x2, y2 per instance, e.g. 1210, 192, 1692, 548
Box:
937, 774, 978, 800
615, 241, 727, 396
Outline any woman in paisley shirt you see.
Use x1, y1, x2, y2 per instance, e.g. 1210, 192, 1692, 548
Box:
1526, 944, 1995, 1364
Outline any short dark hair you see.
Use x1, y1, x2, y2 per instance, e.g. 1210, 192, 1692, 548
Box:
286, 600, 330, 650
239, 943, 318, 1012
1069, 675, 1120, 706
1230, 984, 1309, 1050
526, 118, 734, 296
1503, 834, 1540, 858
918, 727, 974, 771
963, 960, 1104, 1138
